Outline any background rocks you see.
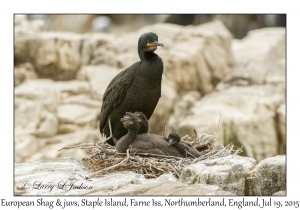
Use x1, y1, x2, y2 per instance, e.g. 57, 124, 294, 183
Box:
169, 85, 284, 161
24, 14, 285, 38
232, 28, 285, 64
14, 62, 38, 87
168, 27, 286, 161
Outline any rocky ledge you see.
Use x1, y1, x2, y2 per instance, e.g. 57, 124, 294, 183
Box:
15, 155, 285, 196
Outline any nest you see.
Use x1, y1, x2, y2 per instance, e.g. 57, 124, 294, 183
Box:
59, 129, 243, 179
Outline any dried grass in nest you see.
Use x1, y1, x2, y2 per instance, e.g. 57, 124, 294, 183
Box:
59, 129, 243, 180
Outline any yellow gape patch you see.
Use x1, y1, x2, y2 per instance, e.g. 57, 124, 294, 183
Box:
122, 120, 133, 126
146, 43, 153, 47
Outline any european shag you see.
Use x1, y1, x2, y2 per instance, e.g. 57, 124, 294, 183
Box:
128, 112, 148, 133
116, 112, 183, 157
100, 32, 164, 146
167, 132, 202, 158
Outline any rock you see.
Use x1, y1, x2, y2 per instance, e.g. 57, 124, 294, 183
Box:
181, 155, 257, 195
54, 81, 90, 98
15, 98, 59, 138
47, 15, 95, 34
15, 157, 92, 195
80, 33, 116, 66
210, 27, 286, 161
14, 62, 38, 86
15, 79, 60, 112
247, 155, 286, 196
76, 65, 121, 100
148, 75, 178, 134
276, 104, 286, 154
53, 80, 101, 132
170, 85, 285, 161
216, 61, 285, 91
57, 104, 99, 125
14, 18, 46, 37
33, 109, 59, 137
15, 134, 46, 163
232, 27, 285, 64
168, 91, 202, 133
15, 157, 234, 195
15, 79, 60, 138
272, 190, 286, 196
62, 94, 101, 108
58, 124, 82, 134
28, 130, 99, 162
265, 59, 286, 89
57, 94, 101, 134
15, 32, 84, 80
112, 180, 234, 196
108, 174, 178, 195
90, 32, 138, 68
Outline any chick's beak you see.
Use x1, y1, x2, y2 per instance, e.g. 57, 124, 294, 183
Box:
125, 112, 141, 122
168, 138, 175, 147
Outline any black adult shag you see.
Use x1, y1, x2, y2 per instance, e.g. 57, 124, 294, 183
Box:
99, 32, 164, 146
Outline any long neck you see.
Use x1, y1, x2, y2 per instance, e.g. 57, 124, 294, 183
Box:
116, 125, 139, 153
138, 120, 148, 134
138, 50, 158, 62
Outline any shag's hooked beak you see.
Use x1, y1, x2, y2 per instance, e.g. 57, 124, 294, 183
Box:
168, 138, 176, 147
120, 115, 132, 123
125, 112, 141, 122
147, 41, 164, 48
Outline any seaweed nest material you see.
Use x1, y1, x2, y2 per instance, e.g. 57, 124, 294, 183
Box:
59, 129, 243, 179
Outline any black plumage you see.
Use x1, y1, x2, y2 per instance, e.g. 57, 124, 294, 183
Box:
167, 133, 202, 158
116, 112, 183, 157
100, 32, 164, 145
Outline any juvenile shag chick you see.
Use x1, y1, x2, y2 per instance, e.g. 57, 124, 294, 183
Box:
167, 133, 202, 158
116, 112, 183, 157
130, 112, 148, 134
100, 32, 164, 146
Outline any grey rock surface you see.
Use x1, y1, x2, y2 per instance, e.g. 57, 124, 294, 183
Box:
15, 157, 233, 195
181, 155, 257, 195
232, 27, 285, 64
247, 155, 286, 196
